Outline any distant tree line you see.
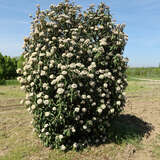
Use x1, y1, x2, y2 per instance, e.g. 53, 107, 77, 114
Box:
0, 52, 24, 81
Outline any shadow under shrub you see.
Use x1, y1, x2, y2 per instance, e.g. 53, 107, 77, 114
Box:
107, 114, 154, 144
17, 0, 129, 151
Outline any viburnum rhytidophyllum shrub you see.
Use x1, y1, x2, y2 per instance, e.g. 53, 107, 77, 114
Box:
17, 0, 128, 151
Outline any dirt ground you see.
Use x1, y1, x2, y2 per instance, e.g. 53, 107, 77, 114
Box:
123, 81, 160, 160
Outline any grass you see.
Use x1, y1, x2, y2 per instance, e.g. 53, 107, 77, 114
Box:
0, 76, 160, 160
0, 79, 19, 86
0, 85, 25, 107
4, 80, 19, 85
127, 67, 160, 80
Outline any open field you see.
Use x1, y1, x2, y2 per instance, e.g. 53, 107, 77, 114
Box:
127, 67, 160, 80
0, 80, 160, 160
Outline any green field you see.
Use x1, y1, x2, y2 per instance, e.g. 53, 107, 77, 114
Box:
127, 67, 160, 80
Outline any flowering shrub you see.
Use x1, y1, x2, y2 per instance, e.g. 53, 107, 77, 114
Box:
17, 0, 128, 151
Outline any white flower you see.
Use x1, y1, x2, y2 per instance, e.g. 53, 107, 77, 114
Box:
46, 52, 52, 57
108, 72, 112, 76
57, 83, 64, 88
43, 83, 48, 88
100, 41, 107, 46
93, 117, 96, 120
69, 63, 76, 68
38, 61, 43, 65
57, 88, 64, 94
117, 79, 121, 84
84, 39, 90, 44
61, 145, 66, 151
110, 108, 115, 113
71, 127, 76, 133
61, 65, 67, 70
101, 104, 106, 109
99, 74, 104, 79
16, 68, 21, 74
44, 100, 49, 105
66, 53, 73, 58
31, 105, 36, 110
41, 128, 45, 132
39, 53, 45, 57
83, 125, 87, 130
44, 124, 49, 128
59, 135, 63, 140
98, 108, 103, 113
88, 58, 92, 62
82, 108, 87, 112
56, 75, 64, 82
45, 112, 50, 117
44, 95, 49, 99
88, 74, 94, 78
92, 47, 98, 52
69, 47, 74, 51
52, 107, 56, 111
49, 75, 54, 79
51, 80, 57, 85
25, 100, 31, 105
41, 70, 46, 76
30, 82, 34, 87
92, 102, 96, 106
37, 99, 42, 104
81, 100, 85, 104
46, 132, 49, 136
116, 101, 121, 105
27, 75, 32, 82
103, 83, 108, 88
73, 143, 77, 148
116, 87, 121, 91
81, 95, 86, 99
50, 60, 55, 64
52, 37, 56, 41
80, 38, 84, 42
37, 92, 43, 98
75, 107, 80, 112
101, 93, 106, 97
99, 25, 104, 29
61, 71, 67, 75
43, 66, 48, 71
87, 95, 91, 99
71, 83, 77, 89
80, 70, 87, 75
100, 99, 105, 103
49, 63, 54, 68
97, 88, 102, 93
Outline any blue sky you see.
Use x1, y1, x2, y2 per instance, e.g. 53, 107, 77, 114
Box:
0, 0, 160, 67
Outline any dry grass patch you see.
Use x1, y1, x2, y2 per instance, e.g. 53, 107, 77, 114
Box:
0, 80, 160, 160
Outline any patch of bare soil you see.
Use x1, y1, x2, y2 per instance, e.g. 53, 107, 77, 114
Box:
0, 98, 21, 107
122, 91, 160, 159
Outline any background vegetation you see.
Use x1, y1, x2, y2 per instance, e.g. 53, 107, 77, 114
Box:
127, 67, 160, 80
0, 53, 23, 84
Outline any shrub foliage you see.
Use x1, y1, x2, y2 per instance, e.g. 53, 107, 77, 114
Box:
17, 0, 128, 150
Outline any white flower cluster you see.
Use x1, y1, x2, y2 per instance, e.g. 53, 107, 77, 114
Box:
18, 0, 128, 151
